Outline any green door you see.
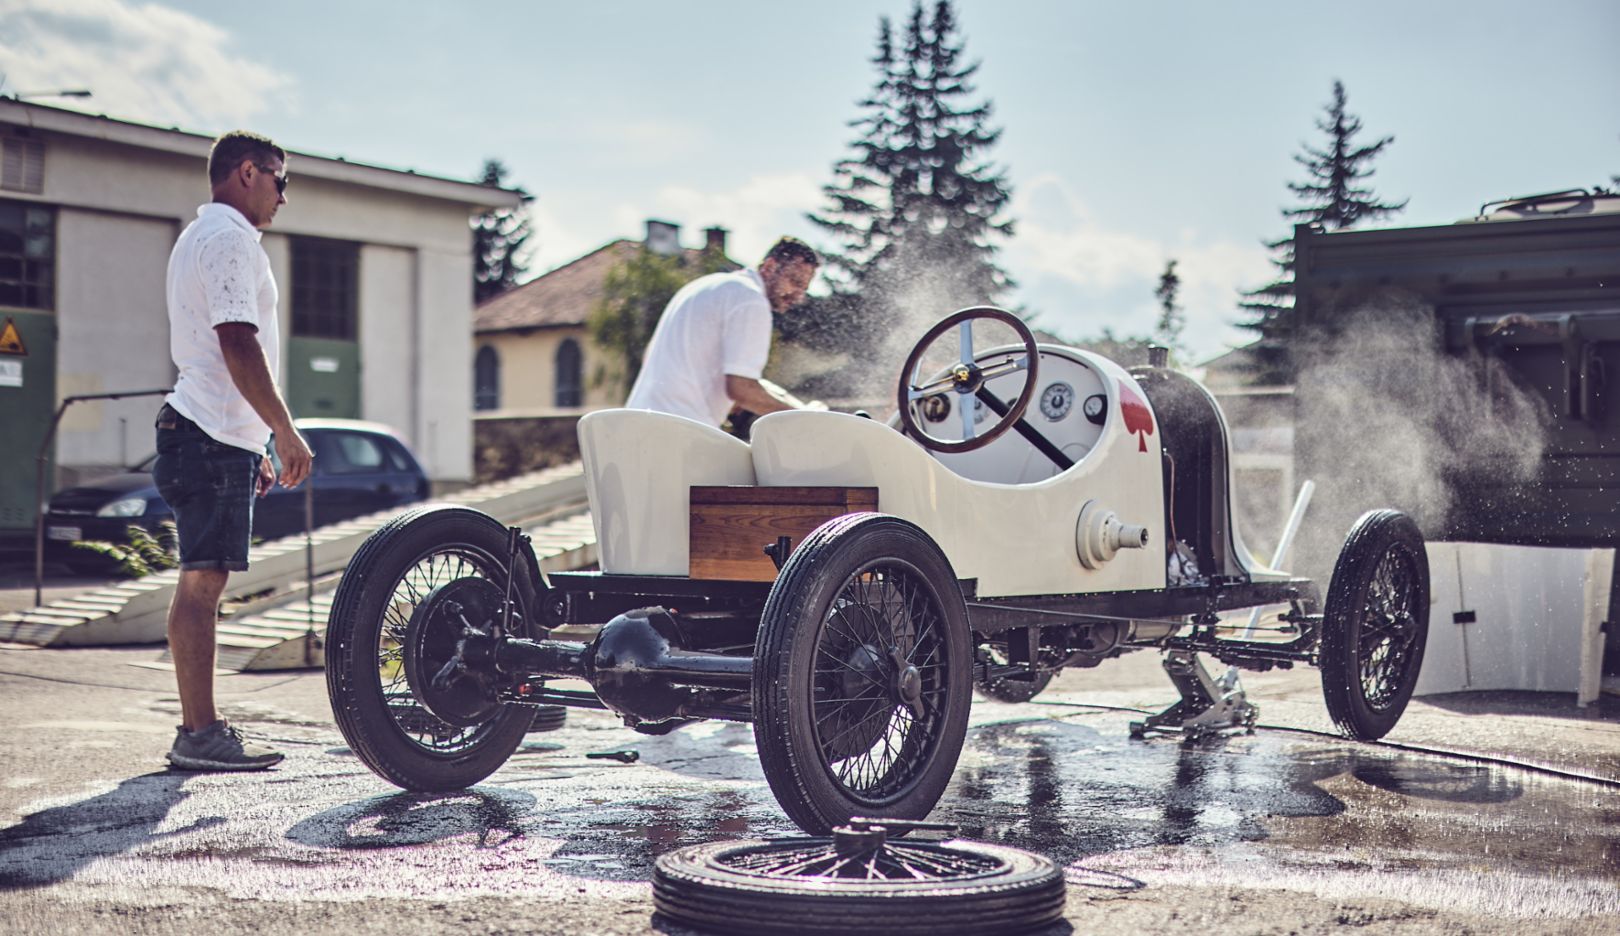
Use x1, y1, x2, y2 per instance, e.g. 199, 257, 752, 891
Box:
287, 236, 361, 419
0, 310, 56, 543
286, 335, 360, 419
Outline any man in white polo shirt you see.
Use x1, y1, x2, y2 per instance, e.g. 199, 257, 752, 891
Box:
154, 130, 313, 771
626, 237, 821, 426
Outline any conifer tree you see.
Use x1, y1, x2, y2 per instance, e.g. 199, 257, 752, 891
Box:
472, 159, 533, 304
809, 0, 1014, 336
1154, 259, 1184, 354
1239, 81, 1405, 376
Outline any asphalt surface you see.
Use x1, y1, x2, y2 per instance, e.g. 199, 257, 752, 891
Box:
0, 640, 1616, 935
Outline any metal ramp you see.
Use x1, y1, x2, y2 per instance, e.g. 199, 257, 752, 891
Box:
0, 463, 588, 649
168, 510, 598, 672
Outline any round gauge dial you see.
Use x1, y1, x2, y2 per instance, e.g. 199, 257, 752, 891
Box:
1039, 382, 1075, 421
1082, 393, 1107, 426
921, 394, 952, 424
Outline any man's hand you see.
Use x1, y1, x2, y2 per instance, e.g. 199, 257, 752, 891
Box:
275, 429, 314, 489
256, 455, 275, 497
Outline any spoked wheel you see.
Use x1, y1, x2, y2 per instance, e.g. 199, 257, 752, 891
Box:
976, 644, 1055, 703
653, 820, 1064, 936
326, 505, 538, 790
1320, 509, 1430, 740
754, 513, 972, 834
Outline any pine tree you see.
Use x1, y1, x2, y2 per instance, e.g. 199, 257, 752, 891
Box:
472, 159, 533, 304
1153, 259, 1184, 355
1239, 81, 1405, 376
808, 0, 1015, 337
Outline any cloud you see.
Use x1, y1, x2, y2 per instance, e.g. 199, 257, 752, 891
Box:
0, 0, 294, 129
1002, 172, 1272, 360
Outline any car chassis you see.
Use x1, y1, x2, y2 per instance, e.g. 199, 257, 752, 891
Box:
325, 308, 1430, 834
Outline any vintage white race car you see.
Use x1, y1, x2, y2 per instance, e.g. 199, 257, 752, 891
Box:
325, 307, 1431, 834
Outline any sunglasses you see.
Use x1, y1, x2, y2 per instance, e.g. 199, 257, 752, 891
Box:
257, 164, 289, 194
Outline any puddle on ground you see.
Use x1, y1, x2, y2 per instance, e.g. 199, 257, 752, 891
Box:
943, 719, 1620, 919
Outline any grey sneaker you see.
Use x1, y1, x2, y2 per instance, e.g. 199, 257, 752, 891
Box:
167, 721, 284, 771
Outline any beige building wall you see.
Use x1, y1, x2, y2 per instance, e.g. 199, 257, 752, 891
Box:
2, 110, 510, 484
477, 327, 620, 415
358, 244, 417, 452
419, 248, 476, 478
52, 210, 177, 470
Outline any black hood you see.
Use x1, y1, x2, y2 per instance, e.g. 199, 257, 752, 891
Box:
49, 472, 159, 510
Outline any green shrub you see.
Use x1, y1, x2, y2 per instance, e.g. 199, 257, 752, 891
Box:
71, 521, 180, 578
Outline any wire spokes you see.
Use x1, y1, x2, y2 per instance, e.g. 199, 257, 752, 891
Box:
375, 546, 509, 754
1356, 547, 1419, 710
718, 840, 1005, 882
811, 563, 950, 803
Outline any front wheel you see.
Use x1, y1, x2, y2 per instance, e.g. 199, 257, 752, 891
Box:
753, 513, 973, 834
1320, 509, 1430, 740
325, 505, 537, 790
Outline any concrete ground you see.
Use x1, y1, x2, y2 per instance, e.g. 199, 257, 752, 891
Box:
1, 630, 1616, 936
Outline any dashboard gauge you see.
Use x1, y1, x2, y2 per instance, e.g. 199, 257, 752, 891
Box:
1039, 382, 1075, 421
1082, 393, 1107, 426
921, 394, 951, 424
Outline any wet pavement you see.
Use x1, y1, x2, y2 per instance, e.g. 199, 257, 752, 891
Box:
0, 645, 1616, 934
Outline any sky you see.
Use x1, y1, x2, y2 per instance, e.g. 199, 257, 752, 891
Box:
2, 0, 1616, 362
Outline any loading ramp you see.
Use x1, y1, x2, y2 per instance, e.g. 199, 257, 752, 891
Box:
0, 463, 590, 657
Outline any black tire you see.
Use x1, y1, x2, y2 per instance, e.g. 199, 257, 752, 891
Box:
976, 644, 1055, 703
653, 837, 1065, 936
527, 704, 567, 733
753, 513, 973, 834
325, 505, 535, 790
978, 671, 1053, 704
1320, 509, 1430, 740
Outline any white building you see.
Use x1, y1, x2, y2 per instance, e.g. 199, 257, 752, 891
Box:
0, 100, 520, 541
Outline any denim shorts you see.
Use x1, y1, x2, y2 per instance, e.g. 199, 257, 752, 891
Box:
152, 404, 261, 572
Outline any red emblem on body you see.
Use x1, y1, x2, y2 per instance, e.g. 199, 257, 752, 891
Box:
1117, 379, 1155, 453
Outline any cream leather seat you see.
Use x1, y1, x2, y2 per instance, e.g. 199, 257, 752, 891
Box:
578, 409, 754, 575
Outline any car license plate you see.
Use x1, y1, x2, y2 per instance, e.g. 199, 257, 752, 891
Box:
47, 526, 81, 542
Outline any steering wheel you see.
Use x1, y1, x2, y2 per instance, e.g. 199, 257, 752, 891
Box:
897, 307, 1041, 455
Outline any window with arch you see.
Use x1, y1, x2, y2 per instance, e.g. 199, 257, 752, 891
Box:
555, 338, 582, 408
474, 345, 499, 411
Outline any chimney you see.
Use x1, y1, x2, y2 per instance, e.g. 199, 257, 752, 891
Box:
703, 226, 728, 256
645, 219, 680, 256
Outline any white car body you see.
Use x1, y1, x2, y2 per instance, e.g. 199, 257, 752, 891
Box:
580, 344, 1277, 599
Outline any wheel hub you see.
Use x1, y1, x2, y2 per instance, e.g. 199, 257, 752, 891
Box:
950, 362, 984, 394
818, 604, 900, 762
403, 576, 507, 727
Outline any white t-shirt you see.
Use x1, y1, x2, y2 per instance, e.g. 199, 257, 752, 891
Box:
164, 203, 280, 454
625, 268, 773, 426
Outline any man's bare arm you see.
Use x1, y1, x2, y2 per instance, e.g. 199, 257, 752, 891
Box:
216, 323, 313, 488
724, 375, 814, 416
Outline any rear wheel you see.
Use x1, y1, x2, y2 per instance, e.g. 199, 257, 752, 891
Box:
753, 513, 973, 834
325, 505, 535, 790
1320, 509, 1429, 740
